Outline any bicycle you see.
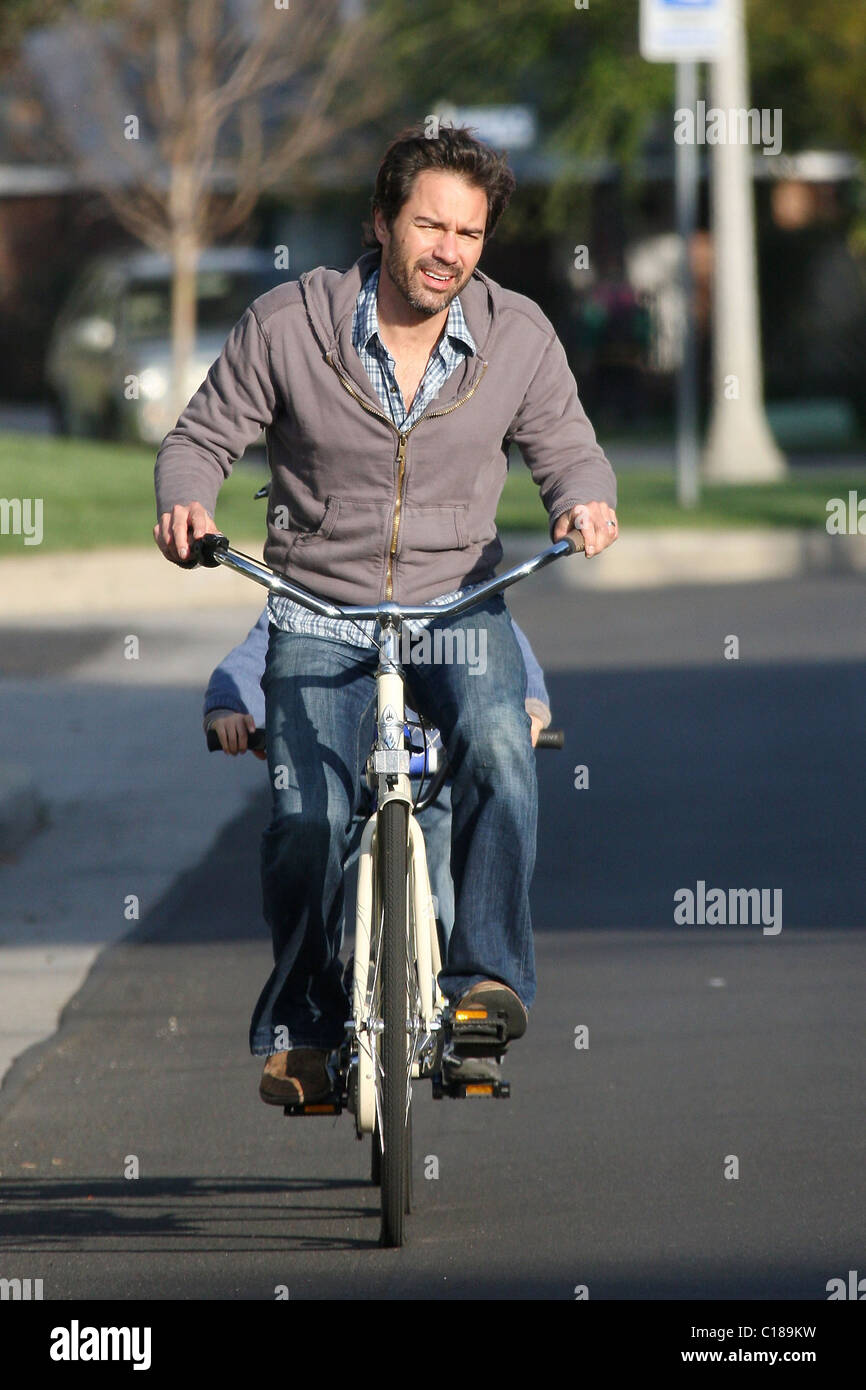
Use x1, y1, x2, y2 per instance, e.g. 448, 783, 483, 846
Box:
192, 528, 584, 1246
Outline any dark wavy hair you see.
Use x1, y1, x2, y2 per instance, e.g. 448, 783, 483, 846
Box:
361, 122, 516, 249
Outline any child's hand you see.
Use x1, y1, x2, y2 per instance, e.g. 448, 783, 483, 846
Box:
210, 713, 267, 759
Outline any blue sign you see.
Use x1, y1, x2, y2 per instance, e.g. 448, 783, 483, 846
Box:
641, 0, 730, 61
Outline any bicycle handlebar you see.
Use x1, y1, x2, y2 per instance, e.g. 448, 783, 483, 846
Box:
196, 531, 578, 755
189, 528, 585, 621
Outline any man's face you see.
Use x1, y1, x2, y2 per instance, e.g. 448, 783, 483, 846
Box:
374, 169, 488, 317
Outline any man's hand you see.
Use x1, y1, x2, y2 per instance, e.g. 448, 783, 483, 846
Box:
530, 715, 543, 748
154, 502, 216, 565
552, 501, 618, 557
209, 713, 267, 760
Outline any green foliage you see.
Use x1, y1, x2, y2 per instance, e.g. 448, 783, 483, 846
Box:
369, 0, 864, 241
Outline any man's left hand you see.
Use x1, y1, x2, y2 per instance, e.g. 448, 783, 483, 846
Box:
552, 501, 618, 557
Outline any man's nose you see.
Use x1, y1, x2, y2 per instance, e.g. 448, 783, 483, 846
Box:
433, 230, 459, 263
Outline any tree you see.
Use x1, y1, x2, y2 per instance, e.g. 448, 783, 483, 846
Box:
29, 0, 390, 419
749, 0, 866, 259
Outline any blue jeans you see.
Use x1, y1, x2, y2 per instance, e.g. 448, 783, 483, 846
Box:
250, 595, 537, 1054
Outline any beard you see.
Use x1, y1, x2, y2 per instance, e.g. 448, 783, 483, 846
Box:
382, 237, 464, 316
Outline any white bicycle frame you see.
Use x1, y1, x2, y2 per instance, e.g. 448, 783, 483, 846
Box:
350, 636, 447, 1139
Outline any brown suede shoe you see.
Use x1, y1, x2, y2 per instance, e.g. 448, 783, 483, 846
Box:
454, 981, 528, 1040
259, 1048, 333, 1106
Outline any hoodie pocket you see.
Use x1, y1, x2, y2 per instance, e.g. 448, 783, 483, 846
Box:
397, 503, 469, 554
291, 494, 341, 542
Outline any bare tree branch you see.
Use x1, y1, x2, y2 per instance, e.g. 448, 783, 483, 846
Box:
27, 0, 400, 420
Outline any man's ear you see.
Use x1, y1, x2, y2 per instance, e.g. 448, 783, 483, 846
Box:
372, 205, 392, 248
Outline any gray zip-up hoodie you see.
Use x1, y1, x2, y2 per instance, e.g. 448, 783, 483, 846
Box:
154, 248, 616, 605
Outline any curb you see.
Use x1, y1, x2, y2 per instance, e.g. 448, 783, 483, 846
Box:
500, 529, 866, 590
0, 763, 45, 857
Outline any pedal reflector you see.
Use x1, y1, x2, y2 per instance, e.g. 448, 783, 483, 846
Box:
283, 1099, 342, 1116
465, 1083, 494, 1096
455, 1008, 488, 1022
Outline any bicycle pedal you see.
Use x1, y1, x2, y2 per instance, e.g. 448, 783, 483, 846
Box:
446, 1005, 509, 1048
282, 1092, 345, 1117
432, 1073, 511, 1100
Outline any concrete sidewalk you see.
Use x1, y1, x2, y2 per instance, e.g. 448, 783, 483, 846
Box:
0, 544, 266, 618
1, 528, 866, 621
504, 527, 866, 589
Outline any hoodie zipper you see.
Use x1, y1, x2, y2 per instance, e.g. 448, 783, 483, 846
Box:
326, 352, 488, 599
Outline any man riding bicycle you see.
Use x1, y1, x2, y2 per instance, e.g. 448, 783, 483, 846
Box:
154, 123, 618, 1105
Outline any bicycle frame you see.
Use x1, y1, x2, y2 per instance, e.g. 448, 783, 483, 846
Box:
191, 528, 585, 1244
348, 618, 446, 1142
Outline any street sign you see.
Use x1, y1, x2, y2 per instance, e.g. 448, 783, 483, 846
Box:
640, 0, 731, 63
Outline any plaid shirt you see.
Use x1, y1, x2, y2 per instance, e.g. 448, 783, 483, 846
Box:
269, 266, 482, 647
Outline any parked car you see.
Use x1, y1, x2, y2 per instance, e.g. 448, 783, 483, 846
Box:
45, 246, 285, 445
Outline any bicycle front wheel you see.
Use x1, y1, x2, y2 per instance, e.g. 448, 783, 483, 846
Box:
378, 797, 410, 1247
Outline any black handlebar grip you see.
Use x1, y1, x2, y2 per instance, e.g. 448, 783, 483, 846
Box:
207, 726, 267, 753
190, 532, 230, 567
536, 728, 564, 749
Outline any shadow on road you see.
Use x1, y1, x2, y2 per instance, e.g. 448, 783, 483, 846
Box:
126, 656, 866, 945
0, 1175, 380, 1253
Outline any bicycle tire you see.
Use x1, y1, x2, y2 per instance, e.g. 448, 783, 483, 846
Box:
404, 1103, 413, 1214
370, 1112, 406, 1201
378, 797, 410, 1247
371, 1118, 381, 1186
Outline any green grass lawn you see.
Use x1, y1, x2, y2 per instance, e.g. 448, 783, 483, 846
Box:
0, 433, 270, 554
0, 431, 861, 555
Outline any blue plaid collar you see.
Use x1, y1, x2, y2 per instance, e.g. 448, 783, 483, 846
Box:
353, 266, 476, 357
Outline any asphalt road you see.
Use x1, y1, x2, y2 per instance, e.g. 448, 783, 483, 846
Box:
0, 574, 864, 1300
